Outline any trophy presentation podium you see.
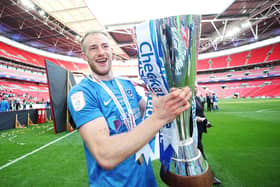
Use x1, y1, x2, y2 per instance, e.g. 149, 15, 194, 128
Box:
136, 15, 213, 187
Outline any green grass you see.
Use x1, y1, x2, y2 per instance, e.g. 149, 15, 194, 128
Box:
0, 123, 88, 187
1, 98, 280, 187
203, 98, 280, 187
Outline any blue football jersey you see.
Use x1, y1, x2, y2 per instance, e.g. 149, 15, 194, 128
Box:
68, 76, 157, 187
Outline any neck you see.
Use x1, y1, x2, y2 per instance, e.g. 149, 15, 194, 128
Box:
92, 71, 114, 81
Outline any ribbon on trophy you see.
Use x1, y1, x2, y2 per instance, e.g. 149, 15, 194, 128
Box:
136, 15, 203, 173
135, 92, 156, 165
136, 19, 186, 169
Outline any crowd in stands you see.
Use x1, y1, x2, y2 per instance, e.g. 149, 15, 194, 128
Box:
198, 76, 280, 99
197, 64, 280, 83
196, 42, 280, 99
197, 42, 280, 71
0, 40, 279, 112
0, 41, 89, 72
0, 85, 49, 112
0, 62, 46, 83
0, 40, 90, 114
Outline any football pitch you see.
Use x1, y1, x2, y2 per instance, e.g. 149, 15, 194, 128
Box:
0, 98, 279, 187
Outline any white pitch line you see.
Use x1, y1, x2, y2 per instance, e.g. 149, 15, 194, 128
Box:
0, 130, 76, 171
256, 109, 269, 112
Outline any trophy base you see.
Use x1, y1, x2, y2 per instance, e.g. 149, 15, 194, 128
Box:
160, 164, 213, 187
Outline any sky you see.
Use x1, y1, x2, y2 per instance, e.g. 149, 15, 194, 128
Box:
85, 0, 235, 26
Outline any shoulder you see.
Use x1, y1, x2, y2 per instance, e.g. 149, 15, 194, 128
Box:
115, 77, 135, 88
70, 77, 95, 93
69, 77, 100, 102
116, 76, 133, 83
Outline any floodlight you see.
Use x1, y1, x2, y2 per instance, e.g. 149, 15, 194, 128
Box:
20, 0, 35, 10
225, 27, 240, 38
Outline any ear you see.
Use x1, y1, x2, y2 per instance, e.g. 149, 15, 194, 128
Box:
110, 47, 114, 54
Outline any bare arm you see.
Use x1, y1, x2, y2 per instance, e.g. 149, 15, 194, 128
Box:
79, 87, 191, 170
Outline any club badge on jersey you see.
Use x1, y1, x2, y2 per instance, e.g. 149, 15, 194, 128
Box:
71, 91, 86, 111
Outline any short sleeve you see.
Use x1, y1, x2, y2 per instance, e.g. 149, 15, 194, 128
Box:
68, 86, 103, 128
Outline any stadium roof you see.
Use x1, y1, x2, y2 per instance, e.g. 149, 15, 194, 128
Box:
0, 0, 280, 61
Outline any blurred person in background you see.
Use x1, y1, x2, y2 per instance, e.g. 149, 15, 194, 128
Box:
15, 97, 21, 110
206, 92, 212, 112
23, 99, 27, 109
212, 92, 219, 110
0, 96, 10, 112
29, 100, 34, 109
190, 84, 221, 185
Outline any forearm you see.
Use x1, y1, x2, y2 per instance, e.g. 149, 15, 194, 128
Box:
96, 114, 165, 169
81, 86, 192, 170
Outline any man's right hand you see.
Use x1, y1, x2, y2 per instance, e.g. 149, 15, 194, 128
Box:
152, 86, 192, 125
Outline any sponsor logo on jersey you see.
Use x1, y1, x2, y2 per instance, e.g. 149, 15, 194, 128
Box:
126, 89, 134, 99
103, 99, 112, 106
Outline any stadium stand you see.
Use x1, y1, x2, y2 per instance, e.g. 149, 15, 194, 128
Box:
266, 43, 280, 62
197, 42, 280, 99
247, 44, 273, 65
0, 41, 88, 72
75, 62, 90, 72
57, 59, 79, 72
197, 65, 280, 83
0, 38, 279, 104
0, 42, 44, 67
0, 41, 90, 111
210, 56, 228, 69
0, 79, 49, 102
228, 51, 248, 67
197, 59, 210, 71
0, 64, 46, 83
198, 76, 280, 98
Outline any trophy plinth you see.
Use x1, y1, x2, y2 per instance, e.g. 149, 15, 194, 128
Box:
170, 138, 208, 175
160, 137, 213, 187
160, 163, 213, 187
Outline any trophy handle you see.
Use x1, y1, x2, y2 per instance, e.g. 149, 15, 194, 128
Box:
160, 164, 213, 187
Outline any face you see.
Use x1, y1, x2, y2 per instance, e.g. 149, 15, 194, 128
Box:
82, 33, 113, 78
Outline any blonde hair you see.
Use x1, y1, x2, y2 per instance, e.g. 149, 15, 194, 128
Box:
80, 30, 109, 53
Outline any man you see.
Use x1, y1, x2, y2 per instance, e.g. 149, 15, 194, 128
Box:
68, 31, 192, 187
212, 92, 218, 110
15, 97, 21, 110
192, 85, 208, 158
191, 85, 221, 185
0, 96, 9, 112
23, 99, 27, 109
29, 100, 33, 109
206, 92, 212, 112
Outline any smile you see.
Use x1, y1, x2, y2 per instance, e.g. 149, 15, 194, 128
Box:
96, 58, 107, 63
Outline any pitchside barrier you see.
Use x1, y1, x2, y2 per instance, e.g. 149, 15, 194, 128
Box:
0, 108, 52, 131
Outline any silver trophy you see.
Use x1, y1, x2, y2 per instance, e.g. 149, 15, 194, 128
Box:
136, 15, 213, 187
158, 15, 213, 187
